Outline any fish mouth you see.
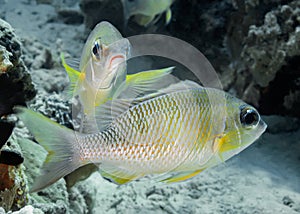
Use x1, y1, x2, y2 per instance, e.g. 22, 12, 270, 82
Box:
258, 119, 267, 134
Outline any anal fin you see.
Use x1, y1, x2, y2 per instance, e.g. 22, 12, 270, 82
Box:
100, 169, 134, 185
161, 169, 204, 184
99, 163, 140, 185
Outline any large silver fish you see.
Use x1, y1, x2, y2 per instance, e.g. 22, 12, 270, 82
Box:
16, 82, 267, 192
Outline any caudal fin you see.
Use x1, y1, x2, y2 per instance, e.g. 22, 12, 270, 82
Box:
15, 107, 84, 192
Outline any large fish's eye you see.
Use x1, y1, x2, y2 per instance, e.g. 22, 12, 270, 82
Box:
91, 39, 102, 61
240, 106, 260, 128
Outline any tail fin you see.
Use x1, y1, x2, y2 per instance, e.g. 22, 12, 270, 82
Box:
15, 107, 84, 192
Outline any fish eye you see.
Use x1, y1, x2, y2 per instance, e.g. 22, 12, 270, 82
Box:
240, 106, 260, 128
91, 39, 102, 61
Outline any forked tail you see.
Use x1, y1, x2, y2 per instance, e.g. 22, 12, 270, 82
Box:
15, 107, 85, 192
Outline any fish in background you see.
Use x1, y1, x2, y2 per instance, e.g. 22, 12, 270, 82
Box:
61, 21, 174, 129
121, 0, 175, 27
15, 81, 267, 192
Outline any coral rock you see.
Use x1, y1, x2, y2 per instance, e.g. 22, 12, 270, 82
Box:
0, 18, 36, 116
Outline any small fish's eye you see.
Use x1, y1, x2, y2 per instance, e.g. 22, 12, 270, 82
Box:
240, 107, 259, 128
92, 40, 102, 61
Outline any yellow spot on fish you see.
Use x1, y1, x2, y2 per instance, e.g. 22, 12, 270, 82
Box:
45, 150, 55, 163
79, 73, 85, 81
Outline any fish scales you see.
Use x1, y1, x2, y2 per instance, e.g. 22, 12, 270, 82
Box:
78, 89, 223, 174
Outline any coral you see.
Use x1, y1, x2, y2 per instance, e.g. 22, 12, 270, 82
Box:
0, 19, 36, 116
21, 38, 54, 70
29, 69, 68, 94
221, 0, 300, 116
0, 134, 29, 212
242, 2, 300, 87
29, 93, 75, 129
0, 163, 28, 212
7, 205, 43, 214
0, 18, 36, 212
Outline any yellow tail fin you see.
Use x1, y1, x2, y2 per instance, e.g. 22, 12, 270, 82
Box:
15, 107, 84, 192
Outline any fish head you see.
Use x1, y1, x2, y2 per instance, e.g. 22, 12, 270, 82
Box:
215, 95, 267, 159
84, 37, 130, 90
80, 21, 131, 90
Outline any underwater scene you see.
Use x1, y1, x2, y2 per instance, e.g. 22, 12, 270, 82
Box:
0, 0, 299, 213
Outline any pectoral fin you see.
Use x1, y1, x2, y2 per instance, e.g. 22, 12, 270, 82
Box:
160, 169, 204, 183
99, 163, 140, 185
61, 53, 82, 97
119, 67, 175, 98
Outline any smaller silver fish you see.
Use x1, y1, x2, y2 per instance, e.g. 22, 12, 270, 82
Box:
121, 0, 175, 27
61, 21, 174, 117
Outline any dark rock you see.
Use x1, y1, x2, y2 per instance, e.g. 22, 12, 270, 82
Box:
80, 0, 124, 30
0, 18, 36, 117
0, 74, 28, 117
0, 121, 14, 150
283, 195, 294, 207
58, 9, 84, 25
0, 18, 36, 212
0, 150, 24, 166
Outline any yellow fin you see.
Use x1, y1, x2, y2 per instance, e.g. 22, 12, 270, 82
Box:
126, 67, 174, 84
15, 107, 84, 192
165, 8, 172, 25
134, 14, 156, 27
60, 52, 81, 96
100, 169, 134, 185
218, 132, 240, 153
121, 66, 175, 98
161, 169, 204, 183
99, 163, 140, 185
